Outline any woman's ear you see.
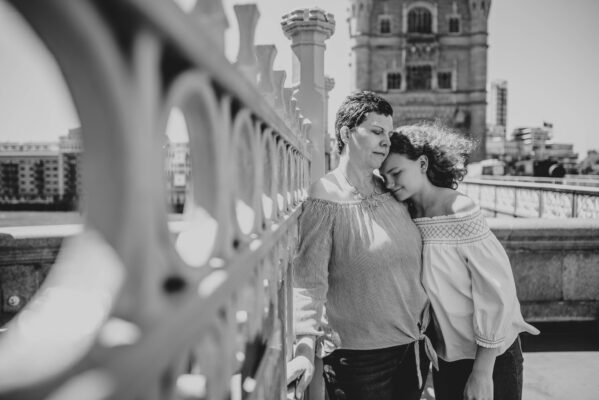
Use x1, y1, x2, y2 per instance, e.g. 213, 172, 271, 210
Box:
340, 126, 350, 143
419, 155, 428, 173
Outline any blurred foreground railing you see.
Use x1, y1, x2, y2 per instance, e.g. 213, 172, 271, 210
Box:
0, 0, 334, 399
461, 178, 599, 218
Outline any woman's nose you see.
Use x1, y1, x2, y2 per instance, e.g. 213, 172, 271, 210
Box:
381, 134, 391, 147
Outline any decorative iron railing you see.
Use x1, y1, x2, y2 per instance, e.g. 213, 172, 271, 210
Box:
0, 0, 334, 399
461, 178, 599, 218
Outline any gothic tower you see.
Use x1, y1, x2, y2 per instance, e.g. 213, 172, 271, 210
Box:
348, 0, 491, 161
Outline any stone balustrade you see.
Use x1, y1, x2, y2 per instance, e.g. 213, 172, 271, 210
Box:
0, 0, 334, 399
461, 178, 599, 218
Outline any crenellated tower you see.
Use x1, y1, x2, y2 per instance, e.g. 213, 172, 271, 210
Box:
348, 0, 492, 161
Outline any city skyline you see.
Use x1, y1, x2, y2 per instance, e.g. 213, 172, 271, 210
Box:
0, 0, 598, 158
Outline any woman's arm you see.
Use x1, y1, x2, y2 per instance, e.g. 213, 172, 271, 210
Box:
463, 345, 498, 400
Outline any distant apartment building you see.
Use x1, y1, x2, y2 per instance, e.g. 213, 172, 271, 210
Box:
164, 141, 190, 211
0, 128, 83, 208
488, 79, 507, 128
486, 80, 507, 157
1, 128, 191, 210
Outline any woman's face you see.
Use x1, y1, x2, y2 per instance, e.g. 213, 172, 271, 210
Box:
380, 153, 427, 201
346, 112, 393, 169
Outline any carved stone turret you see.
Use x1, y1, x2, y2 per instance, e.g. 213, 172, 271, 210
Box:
281, 8, 335, 180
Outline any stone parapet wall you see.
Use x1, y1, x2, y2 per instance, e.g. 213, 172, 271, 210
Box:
489, 218, 599, 322
2, 220, 597, 327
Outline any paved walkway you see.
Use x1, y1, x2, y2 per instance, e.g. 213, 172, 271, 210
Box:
523, 351, 599, 399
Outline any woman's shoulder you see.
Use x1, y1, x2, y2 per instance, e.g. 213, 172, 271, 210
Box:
440, 190, 477, 216
308, 172, 354, 203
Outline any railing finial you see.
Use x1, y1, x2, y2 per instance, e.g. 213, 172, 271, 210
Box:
255, 44, 277, 106
234, 4, 260, 82
191, 0, 229, 51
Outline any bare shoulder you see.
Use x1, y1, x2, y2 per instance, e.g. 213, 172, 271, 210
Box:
448, 192, 477, 214
308, 173, 345, 202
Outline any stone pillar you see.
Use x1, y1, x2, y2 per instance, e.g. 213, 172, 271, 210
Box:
282, 8, 335, 181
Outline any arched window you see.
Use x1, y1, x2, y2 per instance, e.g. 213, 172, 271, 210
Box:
408, 7, 432, 34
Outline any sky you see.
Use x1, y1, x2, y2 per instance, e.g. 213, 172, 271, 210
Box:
0, 0, 598, 158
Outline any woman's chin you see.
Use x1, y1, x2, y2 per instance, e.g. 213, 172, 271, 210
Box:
390, 191, 403, 201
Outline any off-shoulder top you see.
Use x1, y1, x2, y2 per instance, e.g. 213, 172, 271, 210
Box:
413, 207, 540, 362
293, 193, 430, 356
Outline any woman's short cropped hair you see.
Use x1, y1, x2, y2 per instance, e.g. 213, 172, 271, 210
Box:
334, 91, 393, 154
389, 122, 476, 189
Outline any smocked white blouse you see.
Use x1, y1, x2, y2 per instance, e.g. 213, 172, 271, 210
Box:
414, 207, 539, 362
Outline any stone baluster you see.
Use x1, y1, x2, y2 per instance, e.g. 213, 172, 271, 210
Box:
282, 87, 294, 123
255, 44, 277, 106
191, 0, 229, 52
282, 8, 335, 181
234, 4, 260, 82
272, 70, 287, 115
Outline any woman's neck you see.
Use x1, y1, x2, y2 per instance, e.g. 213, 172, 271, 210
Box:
410, 184, 446, 218
337, 156, 374, 189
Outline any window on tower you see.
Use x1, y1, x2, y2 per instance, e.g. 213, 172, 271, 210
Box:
387, 72, 402, 90
407, 65, 432, 90
437, 72, 452, 89
449, 17, 460, 33
407, 7, 432, 34
379, 16, 391, 34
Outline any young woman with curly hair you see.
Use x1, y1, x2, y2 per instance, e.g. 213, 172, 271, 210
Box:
380, 123, 539, 400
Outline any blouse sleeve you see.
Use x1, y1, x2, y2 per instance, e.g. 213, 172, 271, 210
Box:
292, 199, 334, 338
462, 230, 519, 349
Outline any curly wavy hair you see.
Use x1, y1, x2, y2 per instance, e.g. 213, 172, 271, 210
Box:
389, 122, 477, 189
334, 91, 393, 154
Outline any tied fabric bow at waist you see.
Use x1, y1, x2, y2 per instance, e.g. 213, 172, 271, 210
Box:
415, 331, 439, 389
415, 305, 439, 390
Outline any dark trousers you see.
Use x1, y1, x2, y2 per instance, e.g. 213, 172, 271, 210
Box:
433, 337, 523, 400
322, 340, 429, 400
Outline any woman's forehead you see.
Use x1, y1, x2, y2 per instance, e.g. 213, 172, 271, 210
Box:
360, 112, 393, 129
381, 153, 411, 171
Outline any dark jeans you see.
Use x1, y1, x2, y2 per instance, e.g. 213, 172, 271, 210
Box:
322, 340, 429, 400
433, 337, 524, 400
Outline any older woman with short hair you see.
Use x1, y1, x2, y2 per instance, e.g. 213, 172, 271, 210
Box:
286, 91, 434, 400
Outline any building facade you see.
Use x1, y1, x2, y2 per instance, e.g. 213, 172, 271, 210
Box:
0, 128, 83, 208
488, 79, 507, 128
0, 128, 191, 211
348, 0, 491, 160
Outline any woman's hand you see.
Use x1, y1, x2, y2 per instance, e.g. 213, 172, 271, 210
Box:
463, 345, 498, 400
286, 336, 316, 400
463, 369, 493, 400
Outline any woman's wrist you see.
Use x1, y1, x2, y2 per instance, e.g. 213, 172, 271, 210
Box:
294, 335, 316, 360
